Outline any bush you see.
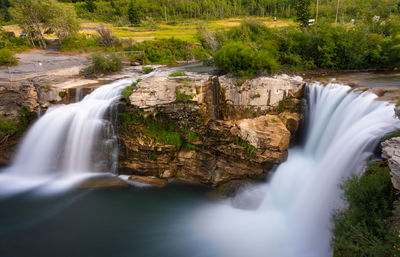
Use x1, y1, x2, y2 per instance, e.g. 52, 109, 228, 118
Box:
0, 28, 29, 52
169, 71, 187, 77
121, 79, 140, 101
126, 38, 209, 64
0, 115, 18, 141
95, 26, 121, 48
88, 53, 122, 74
332, 161, 400, 257
60, 34, 97, 51
0, 48, 18, 66
214, 41, 278, 77
142, 66, 153, 74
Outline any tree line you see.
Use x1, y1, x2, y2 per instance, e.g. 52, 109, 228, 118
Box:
2, 0, 399, 24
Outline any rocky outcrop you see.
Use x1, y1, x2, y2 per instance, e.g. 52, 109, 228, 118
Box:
382, 138, 400, 190
118, 71, 305, 185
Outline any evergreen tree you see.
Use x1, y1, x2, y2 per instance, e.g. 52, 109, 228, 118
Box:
128, 1, 140, 25
85, 0, 96, 13
295, 0, 311, 27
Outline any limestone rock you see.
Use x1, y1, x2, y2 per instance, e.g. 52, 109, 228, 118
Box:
235, 115, 290, 151
381, 137, 400, 190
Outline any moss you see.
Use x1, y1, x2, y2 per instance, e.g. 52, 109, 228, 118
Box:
151, 152, 158, 161
121, 79, 141, 101
381, 129, 400, 142
279, 97, 295, 112
142, 66, 153, 74
234, 136, 256, 157
58, 91, 66, 98
169, 71, 187, 77
175, 86, 195, 101
251, 93, 261, 99
0, 115, 18, 140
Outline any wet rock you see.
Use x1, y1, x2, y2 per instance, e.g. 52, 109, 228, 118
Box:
128, 175, 168, 187
78, 177, 129, 188
381, 137, 400, 190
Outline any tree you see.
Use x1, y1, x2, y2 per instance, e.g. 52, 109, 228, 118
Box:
84, 0, 95, 13
44, 1, 80, 43
128, 1, 140, 25
295, 0, 311, 27
10, 0, 80, 48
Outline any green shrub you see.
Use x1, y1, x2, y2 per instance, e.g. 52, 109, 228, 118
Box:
175, 87, 195, 101
60, 34, 97, 51
332, 161, 400, 257
169, 71, 187, 77
142, 66, 153, 74
0, 115, 18, 140
88, 53, 122, 74
126, 38, 209, 64
121, 79, 140, 101
0, 28, 29, 52
0, 48, 18, 66
214, 41, 279, 78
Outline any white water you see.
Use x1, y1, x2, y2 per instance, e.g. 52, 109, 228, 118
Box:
192, 83, 400, 257
0, 78, 137, 195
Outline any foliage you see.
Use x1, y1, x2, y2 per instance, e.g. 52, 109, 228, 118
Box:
88, 52, 122, 74
59, 33, 97, 52
207, 18, 400, 75
0, 48, 18, 66
175, 87, 195, 101
94, 25, 121, 47
0, 115, 18, 141
381, 129, 400, 141
10, 0, 80, 48
169, 71, 187, 77
332, 160, 400, 257
54, 0, 399, 23
214, 41, 279, 78
234, 136, 256, 156
142, 66, 153, 74
0, 28, 30, 51
140, 16, 158, 30
295, 0, 311, 27
127, 0, 140, 25
126, 38, 208, 64
121, 79, 140, 101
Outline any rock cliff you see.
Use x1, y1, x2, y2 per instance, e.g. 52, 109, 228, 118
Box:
118, 71, 305, 185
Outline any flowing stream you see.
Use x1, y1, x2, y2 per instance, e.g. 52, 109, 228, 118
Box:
0, 80, 399, 257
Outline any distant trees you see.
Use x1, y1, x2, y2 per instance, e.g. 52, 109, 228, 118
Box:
128, 1, 140, 25
296, 0, 311, 27
10, 0, 80, 48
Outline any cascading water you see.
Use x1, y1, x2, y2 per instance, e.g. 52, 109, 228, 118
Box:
0, 78, 139, 195
192, 83, 400, 257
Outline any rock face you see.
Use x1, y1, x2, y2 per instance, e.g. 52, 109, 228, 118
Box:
118, 71, 305, 185
382, 138, 400, 190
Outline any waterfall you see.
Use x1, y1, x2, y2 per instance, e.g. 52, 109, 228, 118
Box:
0, 78, 136, 195
192, 83, 400, 257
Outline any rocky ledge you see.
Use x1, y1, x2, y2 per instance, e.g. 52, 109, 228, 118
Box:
118, 71, 305, 185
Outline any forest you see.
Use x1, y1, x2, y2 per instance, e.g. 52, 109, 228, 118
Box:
0, 0, 399, 24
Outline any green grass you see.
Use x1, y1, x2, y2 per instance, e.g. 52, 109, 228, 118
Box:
234, 136, 256, 156
169, 71, 187, 77
121, 79, 141, 101
175, 87, 195, 101
142, 66, 153, 74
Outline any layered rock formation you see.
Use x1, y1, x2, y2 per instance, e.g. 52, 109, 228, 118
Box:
382, 137, 400, 190
118, 71, 305, 185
